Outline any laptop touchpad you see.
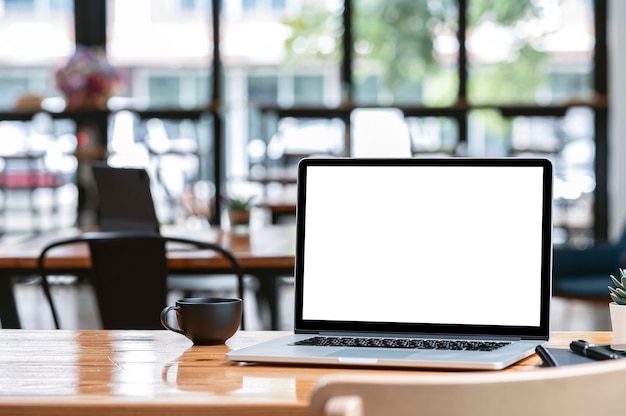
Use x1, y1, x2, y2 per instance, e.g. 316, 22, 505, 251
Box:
326, 349, 414, 359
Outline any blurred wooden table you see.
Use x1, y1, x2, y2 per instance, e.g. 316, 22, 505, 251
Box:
0, 330, 612, 416
257, 198, 296, 224
0, 225, 296, 329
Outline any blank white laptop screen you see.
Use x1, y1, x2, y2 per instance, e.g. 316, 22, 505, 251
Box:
301, 164, 545, 328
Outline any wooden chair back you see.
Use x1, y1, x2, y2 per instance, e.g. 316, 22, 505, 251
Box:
309, 358, 626, 416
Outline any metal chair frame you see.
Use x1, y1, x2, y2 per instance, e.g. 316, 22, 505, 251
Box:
37, 231, 244, 330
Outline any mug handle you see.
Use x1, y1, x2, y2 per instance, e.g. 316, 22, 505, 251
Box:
160, 305, 185, 335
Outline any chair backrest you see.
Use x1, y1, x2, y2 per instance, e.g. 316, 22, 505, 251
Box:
38, 232, 244, 330
91, 165, 161, 233
309, 359, 626, 416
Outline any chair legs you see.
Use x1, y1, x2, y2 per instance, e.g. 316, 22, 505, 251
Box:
40, 276, 61, 329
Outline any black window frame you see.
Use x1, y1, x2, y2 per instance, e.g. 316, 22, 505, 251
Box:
74, 0, 609, 237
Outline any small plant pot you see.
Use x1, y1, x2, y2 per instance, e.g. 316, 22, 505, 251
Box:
609, 302, 626, 344
226, 209, 251, 234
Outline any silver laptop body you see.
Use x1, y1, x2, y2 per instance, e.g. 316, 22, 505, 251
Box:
227, 157, 552, 370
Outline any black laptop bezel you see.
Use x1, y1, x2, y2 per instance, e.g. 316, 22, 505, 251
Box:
293, 157, 552, 340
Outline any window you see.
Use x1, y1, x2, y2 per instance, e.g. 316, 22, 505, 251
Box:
4, 0, 35, 12
0, 0, 608, 241
353, 0, 458, 106
107, 0, 213, 107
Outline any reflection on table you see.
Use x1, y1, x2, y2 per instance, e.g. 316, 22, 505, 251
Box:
0, 330, 612, 416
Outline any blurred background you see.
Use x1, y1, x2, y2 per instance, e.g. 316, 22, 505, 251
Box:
0, 0, 616, 243
0, 0, 623, 330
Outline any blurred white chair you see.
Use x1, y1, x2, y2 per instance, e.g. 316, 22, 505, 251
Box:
309, 358, 626, 416
351, 108, 412, 157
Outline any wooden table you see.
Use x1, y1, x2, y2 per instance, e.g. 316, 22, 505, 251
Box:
0, 330, 612, 416
257, 198, 297, 224
0, 225, 296, 330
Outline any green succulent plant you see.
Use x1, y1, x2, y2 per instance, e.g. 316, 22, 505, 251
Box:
609, 268, 626, 305
222, 195, 254, 211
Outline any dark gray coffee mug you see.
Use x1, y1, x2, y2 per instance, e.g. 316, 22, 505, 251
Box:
160, 297, 242, 345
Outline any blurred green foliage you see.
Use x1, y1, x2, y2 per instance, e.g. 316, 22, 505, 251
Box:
283, 0, 549, 105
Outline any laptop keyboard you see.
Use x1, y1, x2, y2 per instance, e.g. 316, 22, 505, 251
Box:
293, 336, 510, 351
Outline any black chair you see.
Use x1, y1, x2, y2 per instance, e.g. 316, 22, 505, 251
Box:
552, 228, 626, 302
91, 164, 255, 301
37, 232, 244, 330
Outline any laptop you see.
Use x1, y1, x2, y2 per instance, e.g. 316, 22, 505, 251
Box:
92, 164, 160, 233
227, 157, 553, 370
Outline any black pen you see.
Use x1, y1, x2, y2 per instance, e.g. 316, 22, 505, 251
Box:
570, 339, 622, 360
535, 345, 559, 367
